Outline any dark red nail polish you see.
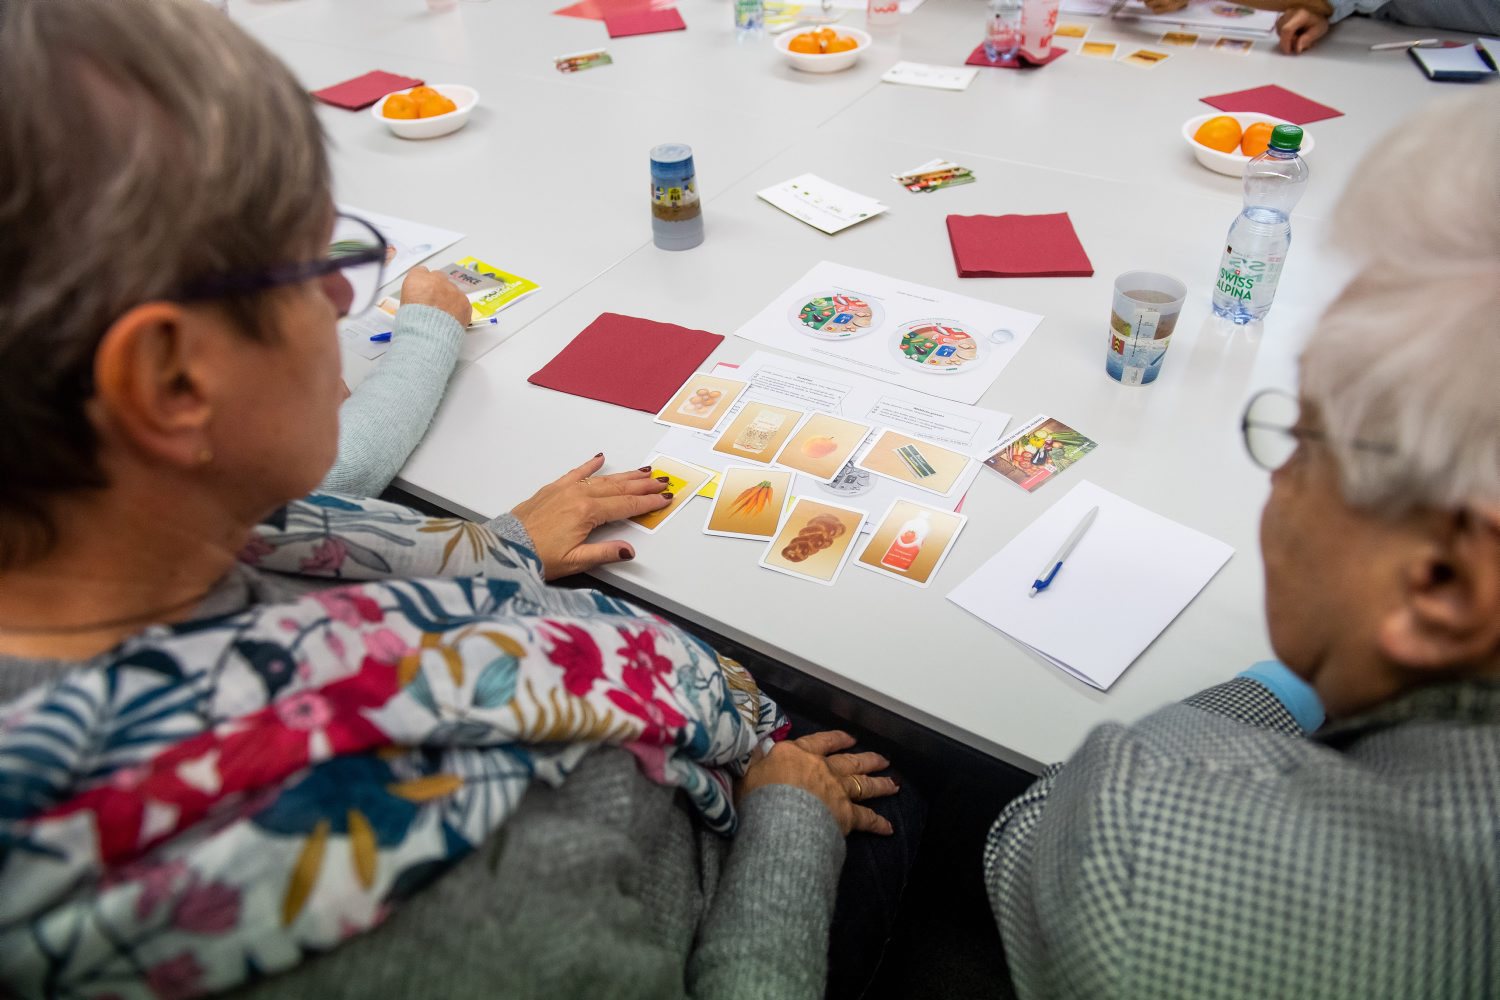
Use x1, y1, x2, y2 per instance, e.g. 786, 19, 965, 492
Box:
638, 466, 652, 473
661, 492, 674, 501
594, 452, 604, 458
656, 475, 672, 483
619, 548, 634, 561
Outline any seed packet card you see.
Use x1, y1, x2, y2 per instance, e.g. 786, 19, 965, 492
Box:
712, 402, 805, 465
627, 455, 714, 533
773, 413, 873, 483
1121, 48, 1171, 67
704, 467, 794, 540
760, 498, 866, 586
1079, 41, 1118, 58
555, 48, 613, 72
983, 414, 1098, 492
1159, 31, 1199, 47
655, 373, 749, 432
1054, 22, 1090, 38
855, 430, 974, 497
856, 499, 967, 588
1211, 37, 1254, 54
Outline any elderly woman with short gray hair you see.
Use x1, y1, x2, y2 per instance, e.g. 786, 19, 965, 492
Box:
985, 90, 1500, 1000
0, 2, 900, 997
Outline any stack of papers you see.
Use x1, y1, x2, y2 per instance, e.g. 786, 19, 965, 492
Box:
1062, 0, 1277, 35
947, 480, 1233, 689
757, 174, 887, 235
881, 62, 979, 91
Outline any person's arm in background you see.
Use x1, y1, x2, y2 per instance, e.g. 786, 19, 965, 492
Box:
320, 267, 471, 497
1142, 0, 1343, 54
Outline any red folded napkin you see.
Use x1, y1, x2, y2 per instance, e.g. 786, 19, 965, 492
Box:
311, 71, 424, 111
604, 6, 686, 36
554, 0, 673, 20
528, 313, 723, 413
1200, 84, 1343, 125
965, 44, 1066, 68
947, 213, 1094, 278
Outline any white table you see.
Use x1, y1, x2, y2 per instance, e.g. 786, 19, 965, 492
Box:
240, 0, 1467, 771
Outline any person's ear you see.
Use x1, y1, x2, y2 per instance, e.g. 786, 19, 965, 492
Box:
90, 302, 219, 469
1378, 508, 1500, 671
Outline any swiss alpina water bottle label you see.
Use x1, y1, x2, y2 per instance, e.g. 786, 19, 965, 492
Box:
1216, 246, 1284, 303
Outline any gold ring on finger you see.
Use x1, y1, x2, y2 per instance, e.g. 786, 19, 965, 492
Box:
578, 478, 592, 485
849, 775, 864, 800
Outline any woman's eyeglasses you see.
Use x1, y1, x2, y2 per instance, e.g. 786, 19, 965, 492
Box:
1240, 388, 1397, 472
173, 212, 388, 317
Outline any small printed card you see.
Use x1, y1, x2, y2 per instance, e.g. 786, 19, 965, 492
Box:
756, 174, 887, 235
1079, 41, 1118, 59
1211, 37, 1254, 54
1120, 48, 1170, 67
712, 402, 806, 465
1055, 22, 1090, 38
704, 467, 793, 540
440, 258, 540, 323
1159, 31, 1199, 47
772, 413, 873, 483
881, 61, 980, 91
654, 373, 749, 432
856, 499, 967, 588
554, 48, 613, 72
892, 159, 976, 194
627, 455, 714, 533
983, 414, 1097, 492
855, 430, 974, 497
760, 498, 866, 586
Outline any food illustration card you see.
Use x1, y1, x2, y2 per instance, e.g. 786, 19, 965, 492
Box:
983, 414, 1097, 492
655, 373, 749, 432
759, 498, 866, 585
703, 467, 793, 540
855, 430, 974, 497
627, 454, 714, 533
711, 402, 805, 465
773, 413, 873, 483
856, 499, 967, 588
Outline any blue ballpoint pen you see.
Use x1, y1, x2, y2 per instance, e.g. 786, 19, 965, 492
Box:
1029, 505, 1099, 597
368, 331, 392, 343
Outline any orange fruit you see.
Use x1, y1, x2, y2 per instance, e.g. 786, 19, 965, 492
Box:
382, 94, 418, 120
415, 93, 457, 118
407, 86, 440, 101
825, 35, 857, 52
1193, 115, 1242, 154
1240, 121, 1274, 158
789, 32, 822, 54
816, 26, 837, 42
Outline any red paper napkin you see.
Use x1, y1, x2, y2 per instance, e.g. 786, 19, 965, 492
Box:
311, 71, 424, 111
554, 0, 673, 20
528, 313, 723, 413
947, 213, 1094, 278
1200, 84, 1343, 125
965, 44, 1066, 68
604, 7, 686, 37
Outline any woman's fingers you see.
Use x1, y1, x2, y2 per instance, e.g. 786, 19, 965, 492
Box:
558, 540, 637, 576
843, 773, 899, 801
555, 453, 607, 488
826, 751, 890, 777
847, 803, 894, 836
591, 491, 673, 525
791, 730, 856, 756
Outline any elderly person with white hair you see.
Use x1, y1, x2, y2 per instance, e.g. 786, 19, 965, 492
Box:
0, 2, 902, 998
985, 90, 1500, 1000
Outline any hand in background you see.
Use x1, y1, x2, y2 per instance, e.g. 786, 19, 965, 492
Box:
739, 730, 899, 836
399, 265, 471, 327
1142, 0, 1190, 13
1277, 7, 1330, 54
510, 454, 671, 578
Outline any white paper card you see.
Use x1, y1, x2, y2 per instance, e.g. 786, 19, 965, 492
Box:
947, 480, 1233, 690
881, 61, 979, 91
756, 174, 888, 235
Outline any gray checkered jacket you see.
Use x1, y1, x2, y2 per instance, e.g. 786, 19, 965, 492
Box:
985, 678, 1500, 999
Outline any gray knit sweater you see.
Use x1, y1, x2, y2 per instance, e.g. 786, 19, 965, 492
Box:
0, 515, 846, 1000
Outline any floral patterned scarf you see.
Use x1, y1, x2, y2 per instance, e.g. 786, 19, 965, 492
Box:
0, 494, 785, 999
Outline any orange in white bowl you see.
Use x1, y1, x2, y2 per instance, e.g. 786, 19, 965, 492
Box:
372, 83, 478, 140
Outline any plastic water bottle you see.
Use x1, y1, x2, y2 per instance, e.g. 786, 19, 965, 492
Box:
984, 0, 1023, 63
734, 0, 764, 41
1212, 124, 1309, 324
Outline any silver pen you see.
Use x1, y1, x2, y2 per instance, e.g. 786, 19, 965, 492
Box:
1029, 506, 1099, 597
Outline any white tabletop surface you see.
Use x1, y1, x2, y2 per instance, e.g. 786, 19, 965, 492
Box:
240, 0, 1472, 770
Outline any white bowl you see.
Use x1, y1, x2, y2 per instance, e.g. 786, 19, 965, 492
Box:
1181, 112, 1315, 176
371, 83, 478, 140
774, 26, 873, 74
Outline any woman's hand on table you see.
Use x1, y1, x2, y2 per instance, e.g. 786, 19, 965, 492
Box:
1276, 7, 1329, 54
400, 266, 472, 326
1142, 0, 1190, 12
510, 454, 671, 579
738, 730, 898, 837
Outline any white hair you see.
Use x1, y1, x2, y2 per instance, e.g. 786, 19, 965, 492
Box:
1300, 89, 1500, 515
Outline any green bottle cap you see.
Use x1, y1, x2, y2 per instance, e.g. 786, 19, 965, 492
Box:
1269, 124, 1303, 151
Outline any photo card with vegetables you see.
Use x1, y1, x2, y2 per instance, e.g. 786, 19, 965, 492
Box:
704, 467, 794, 540
655, 373, 749, 433
759, 498, 866, 586
772, 413, 873, 483
626, 454, 715, 534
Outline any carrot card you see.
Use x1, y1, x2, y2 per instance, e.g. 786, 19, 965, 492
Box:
704, 467, 793, 540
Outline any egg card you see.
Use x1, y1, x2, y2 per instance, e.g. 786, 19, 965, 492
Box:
855, 499, 967, 589
855, 430, 974, 497
1079, 41, 1118, 58
1158, 31, 1199, 47
655, 373, 749, 432
772, 413, 873, 483
627, 455, 714, 534
1120, 48, 1171, 67
704, 467, 794, 540
759, 498, 866, 586
711, 402, 805, 465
